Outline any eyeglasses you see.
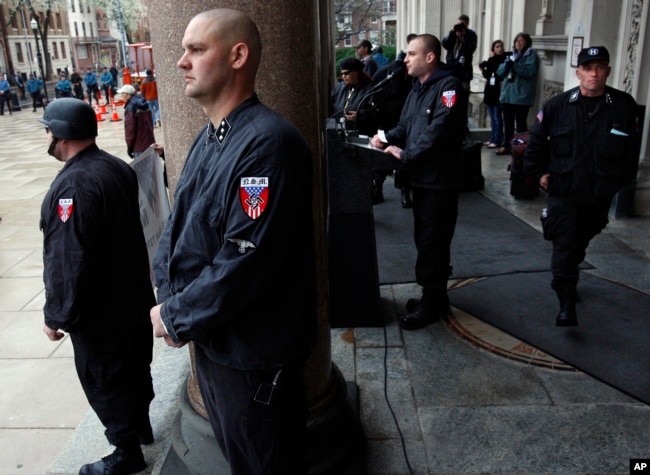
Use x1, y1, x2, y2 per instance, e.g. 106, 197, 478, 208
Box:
341, 71, 352, 76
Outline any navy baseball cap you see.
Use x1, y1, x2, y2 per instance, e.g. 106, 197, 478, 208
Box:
577, 46, 610, 66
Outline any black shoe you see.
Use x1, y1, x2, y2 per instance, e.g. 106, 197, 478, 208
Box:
79, 447, 146, 475
401, 189, 412, 208
556, 306, 578, 327
405, 298, 420, 312
372, 189, 384, 204
555, 288, 579, 327
399, 304, 448, 331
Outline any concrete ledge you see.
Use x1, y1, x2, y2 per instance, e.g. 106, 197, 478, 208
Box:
47, 341, 190, 475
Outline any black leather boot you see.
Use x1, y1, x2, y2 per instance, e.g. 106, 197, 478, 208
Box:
401, 188, 412, 208
79, 444, 146, 475
555, 288, 578, 327
399, 288, 449, 331
372, 180, 384, 204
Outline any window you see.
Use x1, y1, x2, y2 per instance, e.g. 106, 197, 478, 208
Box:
52, 42, 59, 59
16, 43, 24, 63
56, 13, 62, 30
82, 23, 86, 37
74, 22, 78, 36
79, 0, 83, 12
61, 42, 66, 59
71, 0, 75, 12
77, 44, 88, 59
90, 23, 94, 37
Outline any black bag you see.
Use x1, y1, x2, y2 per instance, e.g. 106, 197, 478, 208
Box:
508, 132, 539, 199
460, 140, 484, 191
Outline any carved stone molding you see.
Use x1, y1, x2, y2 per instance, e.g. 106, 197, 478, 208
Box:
623, 0, 643, 94
543, 80, 564, 105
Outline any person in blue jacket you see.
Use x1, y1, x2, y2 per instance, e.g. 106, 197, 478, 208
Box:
84, 67, 101, 106
27, 74, 44, 112
100, 66, 114, 103
0, 74, 11, 115
495, 32, 539, 155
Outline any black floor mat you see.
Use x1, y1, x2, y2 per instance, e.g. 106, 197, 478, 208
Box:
373, 189, 554, 284
449, 271, 650, 404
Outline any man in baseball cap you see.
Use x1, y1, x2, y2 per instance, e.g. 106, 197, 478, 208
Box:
524, 44, 639, 327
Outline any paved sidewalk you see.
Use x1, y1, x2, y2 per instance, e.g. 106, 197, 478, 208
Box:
0, 106, 648, 475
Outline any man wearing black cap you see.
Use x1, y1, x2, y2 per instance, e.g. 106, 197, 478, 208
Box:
525, 46, 639, 327
356, 39, 378, 77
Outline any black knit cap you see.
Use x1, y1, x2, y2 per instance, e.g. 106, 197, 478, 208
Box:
340, 57, 364, 72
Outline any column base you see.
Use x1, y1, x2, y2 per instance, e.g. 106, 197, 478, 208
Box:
158, 366, 364, 475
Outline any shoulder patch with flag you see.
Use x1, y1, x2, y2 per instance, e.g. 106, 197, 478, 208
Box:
58, 198, 73, 223
441, 90, 457, 108
240, 177, 269, 220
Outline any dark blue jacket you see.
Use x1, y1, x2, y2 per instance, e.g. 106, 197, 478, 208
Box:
40, 144, 155, 333
385, 64, 468, 189
525, 86, 639, 198
152, 95, 317, 370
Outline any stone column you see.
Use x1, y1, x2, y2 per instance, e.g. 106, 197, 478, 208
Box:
149, 1, 363, 473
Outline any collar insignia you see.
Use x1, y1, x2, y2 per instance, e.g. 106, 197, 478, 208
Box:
206, 118, 232, 145
239, 177, 269, 220
569, 90, 579, 102
58, 198, 73, 223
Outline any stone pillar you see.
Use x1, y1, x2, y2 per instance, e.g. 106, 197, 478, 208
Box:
149, 1, 363, 473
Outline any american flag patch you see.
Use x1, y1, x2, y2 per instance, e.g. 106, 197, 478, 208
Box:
58, 198, 73, 223
239, 177, 269, 220
441, 90, 457, 108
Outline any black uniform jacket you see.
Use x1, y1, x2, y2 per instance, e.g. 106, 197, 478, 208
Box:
152, 95, 317, 370
40, 144, 155, 333
385, 64, 468, 189
525, 86, 639, 198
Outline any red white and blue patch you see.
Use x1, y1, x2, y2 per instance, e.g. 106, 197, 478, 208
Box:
441, 90, 457, 108
239, 177, 269, 220
58, 198, 73, 223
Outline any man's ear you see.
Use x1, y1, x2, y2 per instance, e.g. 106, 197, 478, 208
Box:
231, 43, 249, 70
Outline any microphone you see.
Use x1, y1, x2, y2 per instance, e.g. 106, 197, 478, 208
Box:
369, 71, 395, 91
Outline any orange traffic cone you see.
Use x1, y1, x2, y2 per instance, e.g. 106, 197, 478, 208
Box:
100, 103, 107, 114
109, 102, 121, 122
95, 105, 105, 122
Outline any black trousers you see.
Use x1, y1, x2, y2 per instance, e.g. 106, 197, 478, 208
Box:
30, 92, 42, 111
501, 103, 530, 149
412, 188, 459, 304
543, 193, 612, 292
194, 344, 308, 475
70, 322, 154, 448
0, 93, 11, 114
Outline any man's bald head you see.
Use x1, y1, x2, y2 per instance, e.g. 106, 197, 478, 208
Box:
193, 8, 262, 76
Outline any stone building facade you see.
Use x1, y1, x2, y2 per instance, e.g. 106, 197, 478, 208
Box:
397, 0, 650, 215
